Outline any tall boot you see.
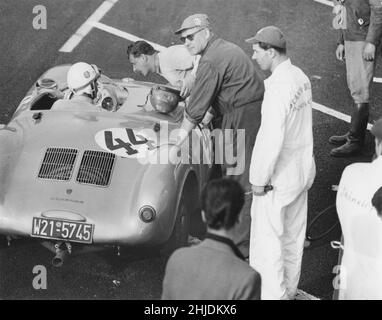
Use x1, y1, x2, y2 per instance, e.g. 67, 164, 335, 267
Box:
330, 103, 369, 157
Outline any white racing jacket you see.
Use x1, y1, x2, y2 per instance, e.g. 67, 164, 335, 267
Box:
249, 59, 316, 204
336, 157, 382, 300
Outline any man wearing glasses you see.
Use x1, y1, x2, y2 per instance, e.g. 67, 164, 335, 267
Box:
170, 13, 265, 259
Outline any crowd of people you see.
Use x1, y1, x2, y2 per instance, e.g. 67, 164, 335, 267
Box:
63, 0, 382, 300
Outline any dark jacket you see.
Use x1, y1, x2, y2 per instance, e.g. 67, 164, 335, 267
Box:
335, 0, 382, 45
161, 237, 261, 300
185, 35, 264, 124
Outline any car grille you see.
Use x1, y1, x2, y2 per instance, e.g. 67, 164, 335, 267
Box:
76, 150, 115, 187
38, 148, 78, 181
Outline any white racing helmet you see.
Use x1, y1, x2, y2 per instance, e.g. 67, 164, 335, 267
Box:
67, 62, 100, 97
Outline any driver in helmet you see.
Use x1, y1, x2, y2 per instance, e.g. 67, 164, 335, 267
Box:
52, 62, 102, 110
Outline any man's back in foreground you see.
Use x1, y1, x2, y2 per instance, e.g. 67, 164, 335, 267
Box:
162, 237, 261, 300
162, 179, 261, 300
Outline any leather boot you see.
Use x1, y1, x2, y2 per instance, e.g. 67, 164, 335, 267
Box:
328, 132, 349, 145
330, 103, 369, 157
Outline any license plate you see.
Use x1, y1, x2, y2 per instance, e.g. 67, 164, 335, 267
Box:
31, 217, 94, 244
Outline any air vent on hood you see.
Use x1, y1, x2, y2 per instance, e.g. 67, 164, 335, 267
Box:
76, 150, 115, 187
38, 148, 78, 181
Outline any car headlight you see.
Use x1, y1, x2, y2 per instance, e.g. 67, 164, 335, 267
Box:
139, 205, 156, 223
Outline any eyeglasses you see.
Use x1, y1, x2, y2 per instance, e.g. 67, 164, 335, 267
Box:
180, 28, 204, 43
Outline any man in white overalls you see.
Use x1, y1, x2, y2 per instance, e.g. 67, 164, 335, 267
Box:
336, 118, 382, 299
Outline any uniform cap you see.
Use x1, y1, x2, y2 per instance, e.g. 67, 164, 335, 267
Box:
245, 26, 286, 49
175, 14, 210, 35
371, 118, 382, 140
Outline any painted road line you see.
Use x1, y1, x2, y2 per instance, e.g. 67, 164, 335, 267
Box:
313, 0, 334, 7
374, 77, 382, 83
89, 21, 166, 51
313, 102, 373, 130
59, 0, 120, 53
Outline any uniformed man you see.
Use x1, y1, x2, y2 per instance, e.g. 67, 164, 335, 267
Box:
247, 26, 316, 300
329, 0, 382, 157
127, 40, 197, 98
170, 13, 265, 258
336, 117, 382, 299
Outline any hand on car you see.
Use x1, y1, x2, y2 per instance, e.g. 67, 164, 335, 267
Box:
363, 42, 375, 61
168, 144, 181, 165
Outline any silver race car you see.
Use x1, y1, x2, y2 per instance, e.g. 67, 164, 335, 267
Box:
0, 65, 220, 266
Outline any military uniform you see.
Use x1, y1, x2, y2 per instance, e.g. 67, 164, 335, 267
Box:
330, 0, 382, 156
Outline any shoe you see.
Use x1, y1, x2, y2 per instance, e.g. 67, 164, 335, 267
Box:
329, 103, 369, 157
330, 140, 363, 157
328, 132, 349, 146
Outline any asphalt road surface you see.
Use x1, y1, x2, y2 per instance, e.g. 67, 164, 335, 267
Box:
1, 0, 381, 300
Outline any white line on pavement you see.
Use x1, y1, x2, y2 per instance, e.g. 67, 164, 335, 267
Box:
59, 0, 119, 53
89, 21, 166, 51
374, 77, 382, 83
313, 0, 334, 7
313, 102, 373, 130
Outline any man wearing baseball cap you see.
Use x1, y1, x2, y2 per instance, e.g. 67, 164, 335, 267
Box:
246, 26, 316, 300
170, 13, 265, 259
335, 117, 382, 299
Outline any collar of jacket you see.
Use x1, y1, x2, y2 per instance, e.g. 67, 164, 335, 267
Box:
205, 232, 245, 260
200, 34, 219, 57
265, 58, 292, 86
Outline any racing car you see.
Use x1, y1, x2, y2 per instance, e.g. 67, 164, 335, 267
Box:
0, 65, 220, 266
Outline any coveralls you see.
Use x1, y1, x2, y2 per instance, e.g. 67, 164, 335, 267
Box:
336, 156, 382, 299
249, 59, 316, 300
185, 35, 265, 258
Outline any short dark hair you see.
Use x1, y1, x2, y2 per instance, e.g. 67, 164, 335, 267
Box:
126, 40, 158, 58
372, 186, 382, 217
258, 41, 287, 55
201, 178, 244, 230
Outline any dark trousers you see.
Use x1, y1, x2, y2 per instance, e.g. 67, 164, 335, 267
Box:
218, 101, 262, 258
